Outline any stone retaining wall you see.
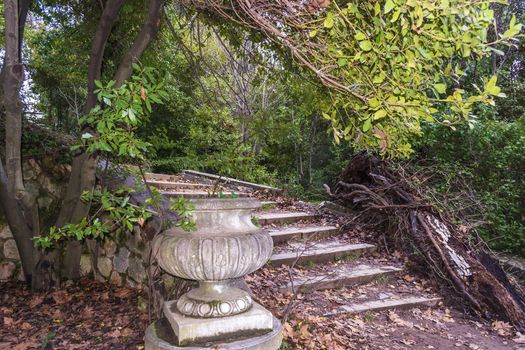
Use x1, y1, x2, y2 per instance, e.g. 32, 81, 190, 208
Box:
0, 226, 22, 281
0, 157, 151, 288
0, 223, 150, 288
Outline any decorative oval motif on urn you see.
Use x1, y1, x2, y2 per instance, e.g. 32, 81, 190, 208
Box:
153, 198, 274, 318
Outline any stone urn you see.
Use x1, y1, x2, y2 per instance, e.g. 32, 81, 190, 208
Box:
147, 198, 282, 349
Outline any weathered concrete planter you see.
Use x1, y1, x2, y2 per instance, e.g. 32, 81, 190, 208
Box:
147, 198, 282, 349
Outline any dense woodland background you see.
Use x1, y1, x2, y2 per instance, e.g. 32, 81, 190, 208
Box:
0, 0, 523, 260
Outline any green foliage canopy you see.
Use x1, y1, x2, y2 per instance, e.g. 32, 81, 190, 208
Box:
191, 0, 521, 156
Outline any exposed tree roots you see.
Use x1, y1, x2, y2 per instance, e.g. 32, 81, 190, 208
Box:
326, 152, 525, 327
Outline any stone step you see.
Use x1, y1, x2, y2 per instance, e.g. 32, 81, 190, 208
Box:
256, 212, 316, 225
268, 225, 339, 244
261, 201, 278, 209
279, 265, 402, 293
145, 172, 181, 182
147, 180, 216, 190
183, 170, 282, 193
159, 191, 250, 199
325, 296, 441, 316
270, 242, 376, 267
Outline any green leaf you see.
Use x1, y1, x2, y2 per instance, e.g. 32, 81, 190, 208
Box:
367, 98, 380, 108
354, 32, 367, 41
434, 83, 446, 94
309, 30, 318, 38
391, 9, 402, 22
359, 40, 373, 51
384, 0, 396, 14
128, 108, 136, 122
373, 109, 387, 120
362, 118, 372, 132
324, 14, 334, 29
337, 58, 348, 67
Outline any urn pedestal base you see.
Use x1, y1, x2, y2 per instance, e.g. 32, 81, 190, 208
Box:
144, 302, 282, 350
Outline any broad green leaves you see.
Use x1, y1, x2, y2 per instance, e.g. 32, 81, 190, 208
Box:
76, 66, 168, 161
33, 187, 152, 249
295, 0, 520, 157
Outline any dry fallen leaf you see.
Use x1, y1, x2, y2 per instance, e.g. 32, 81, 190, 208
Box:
388, 311, 413, 328
283, 322, 294, 338
3, 317, 14, 327
28, 295, 44, 308
513, 333, 525, 344
51, 290, 72, 305
11, 339, 40, 350
299, 324, 311, 339
121, 327, 134, 337
403, 274, 415, 283
108, 328, 121, 338
492, 320, 513, 337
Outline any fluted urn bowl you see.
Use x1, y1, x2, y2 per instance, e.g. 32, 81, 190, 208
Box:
153, 198, 273, 318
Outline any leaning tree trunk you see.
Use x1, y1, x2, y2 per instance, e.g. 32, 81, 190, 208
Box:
58, 0, 165, 281
326, 153, 525, 328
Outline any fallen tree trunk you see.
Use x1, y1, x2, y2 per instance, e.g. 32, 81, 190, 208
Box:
326, 152, 525, 327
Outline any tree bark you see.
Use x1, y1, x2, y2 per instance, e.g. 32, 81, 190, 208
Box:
0, 156, 34, 282
85, 0, 127, 113
113, 0, 164, 87
0, 0, 36, 283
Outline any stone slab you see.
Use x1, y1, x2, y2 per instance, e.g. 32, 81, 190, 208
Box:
183, 170, 281, 193
147, 180, 215, 190
256, 212, 316, 225
279, 265, 402, 293
163, 301, 274, 346
145, 173, 182, 182
268, 225, 339, 244
159, 191, 250, 199
325, 297, 441, 316
270, 243, 376, 266
145, 317, 282, 350
260, 201, 277, 209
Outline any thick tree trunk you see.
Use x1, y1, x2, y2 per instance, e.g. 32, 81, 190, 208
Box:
0, 160, 34, 282
0, 0, 36, 283
59, 0, 164, 280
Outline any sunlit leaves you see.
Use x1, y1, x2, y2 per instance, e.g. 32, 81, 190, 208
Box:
301, 0, 519, 157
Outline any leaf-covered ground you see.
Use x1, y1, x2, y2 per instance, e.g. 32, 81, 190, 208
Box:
2, 274, 524, 349
0, 279, 149, 350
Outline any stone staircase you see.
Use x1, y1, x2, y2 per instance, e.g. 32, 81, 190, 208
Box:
254, 203, 441, 317
145, 171, 441, 317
